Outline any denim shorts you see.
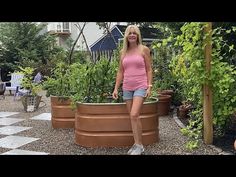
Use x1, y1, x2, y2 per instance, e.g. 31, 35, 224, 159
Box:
123, 89, 147, 100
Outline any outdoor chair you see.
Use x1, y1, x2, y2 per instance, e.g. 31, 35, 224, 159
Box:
5, 73, 24, 96
14, 86, 30, 100
0, 82, 6, 99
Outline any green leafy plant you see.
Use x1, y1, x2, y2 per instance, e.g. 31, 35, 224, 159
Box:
171, 22, 236, 149
43, 62, 81, 98
71, 56, 122, 104
19, 66, 42, 96
152, 42, 176, 91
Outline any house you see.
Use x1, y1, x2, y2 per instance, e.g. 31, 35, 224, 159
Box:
42, 22, 105, 51
90, 25, 163, 52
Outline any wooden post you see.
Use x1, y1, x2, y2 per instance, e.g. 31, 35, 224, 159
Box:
203, 22, 213, 144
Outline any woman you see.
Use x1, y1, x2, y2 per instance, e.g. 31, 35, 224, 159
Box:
112, 25, 153, 155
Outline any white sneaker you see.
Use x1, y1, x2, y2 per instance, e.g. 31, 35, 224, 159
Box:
127, 144, 138, 155
130, 144, 145, 155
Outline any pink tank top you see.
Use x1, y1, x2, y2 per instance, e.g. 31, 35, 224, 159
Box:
122, 54, 148, 91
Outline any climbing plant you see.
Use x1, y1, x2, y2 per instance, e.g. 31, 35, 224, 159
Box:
170, 22, 236, 149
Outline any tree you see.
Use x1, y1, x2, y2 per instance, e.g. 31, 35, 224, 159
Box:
0, 22, 61, 80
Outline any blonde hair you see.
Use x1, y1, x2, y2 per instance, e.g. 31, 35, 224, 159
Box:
122, 25, 142, 54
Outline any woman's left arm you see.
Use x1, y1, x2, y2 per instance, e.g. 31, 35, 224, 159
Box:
143, 46, 153, 98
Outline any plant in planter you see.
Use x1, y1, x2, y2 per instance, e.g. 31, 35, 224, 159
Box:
152, 41, 177, 114
43, 62, 82, 128
70, 56, 159, 147
177, 100, 192, 119
19, 66, 42, 112
152, 41, 176, 95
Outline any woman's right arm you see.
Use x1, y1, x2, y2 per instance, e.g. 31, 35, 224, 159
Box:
112, 53, 124, 99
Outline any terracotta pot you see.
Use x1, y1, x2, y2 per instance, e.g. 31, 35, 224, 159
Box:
157, 94, 171, 116
51, 96, 75, 128
177, 107, 189, 119
75, 99, 159, 147
157, 89, 174, 97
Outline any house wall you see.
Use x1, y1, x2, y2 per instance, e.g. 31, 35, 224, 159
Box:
45, 22, 105, 51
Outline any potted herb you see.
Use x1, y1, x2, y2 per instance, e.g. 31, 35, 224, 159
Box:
19, 67, 42, 112
43, 62, 81, 128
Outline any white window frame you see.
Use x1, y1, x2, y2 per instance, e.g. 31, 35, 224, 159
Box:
56, 22, 71, 33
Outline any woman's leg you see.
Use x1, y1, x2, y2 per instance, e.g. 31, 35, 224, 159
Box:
125, 99, 136, 142
129, 96, 145, 145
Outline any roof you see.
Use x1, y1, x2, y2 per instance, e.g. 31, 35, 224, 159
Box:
115, 25, 163, 39
90, 24, 163, 51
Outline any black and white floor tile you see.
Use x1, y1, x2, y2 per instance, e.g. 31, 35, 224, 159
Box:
0, 112, 51, 155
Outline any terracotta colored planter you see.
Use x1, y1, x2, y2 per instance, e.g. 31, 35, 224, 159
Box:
178, 109, 187, 119
51, 96, 75, 128
177, 107, 189, 119
75, 99, 159, 147
157, 89, 174, 97
234, 139, 236, 150
157, 94, 171, 116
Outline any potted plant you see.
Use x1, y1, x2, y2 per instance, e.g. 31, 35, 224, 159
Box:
43, 62, 81, 128
177, 101, 192, 119
152, 42, 176, 116
19, 67, 42, 112
71, 56, 159, 147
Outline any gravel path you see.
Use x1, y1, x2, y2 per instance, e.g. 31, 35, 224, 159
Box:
0, 91, 225, 155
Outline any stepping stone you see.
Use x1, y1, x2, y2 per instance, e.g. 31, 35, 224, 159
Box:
0, 112, 19, 118
0, 135, 39, 149
0, 118, 25, 126
30, 113, 51, 121
0, 126, 32, 135
2, 149, 49, 155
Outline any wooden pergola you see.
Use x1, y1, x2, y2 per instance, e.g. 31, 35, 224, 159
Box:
203, 22, 213, 144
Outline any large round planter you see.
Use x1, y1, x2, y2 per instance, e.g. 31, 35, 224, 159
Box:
157, 94, 171, 116
51, 96, 75, 128
75, 98, 159, 147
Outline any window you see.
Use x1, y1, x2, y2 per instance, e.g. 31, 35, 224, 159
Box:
56, 22, 70, 33
56, 24, 61, 32
62, 22, 70, 32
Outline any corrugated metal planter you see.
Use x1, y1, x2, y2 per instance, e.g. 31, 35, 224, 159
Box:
75, 98, 159, 147
51, 96, 75, 128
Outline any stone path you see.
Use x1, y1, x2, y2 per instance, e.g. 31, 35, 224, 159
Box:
0, 112, 51, 155
0, 111, 225, 155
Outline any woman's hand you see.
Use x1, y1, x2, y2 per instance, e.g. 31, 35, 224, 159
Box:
145, 87, 152, 98
112, 89, 118, 100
